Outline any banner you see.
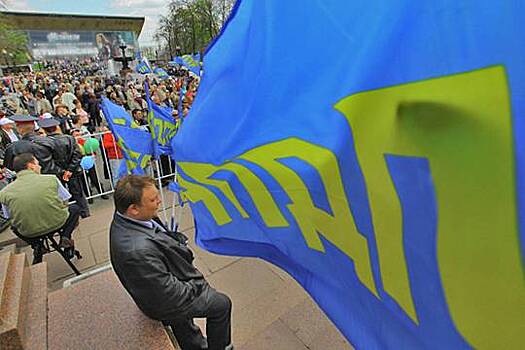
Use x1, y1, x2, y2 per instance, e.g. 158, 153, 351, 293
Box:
173, 1, 525, 349
145, 83, 178, 157
100, 98, 153, 175
136, 58, 153, 74
27, 30, 138, 61
173, 53, 201, 76
153, 67, 169, 80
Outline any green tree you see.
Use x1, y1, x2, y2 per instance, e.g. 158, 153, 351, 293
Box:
0, 14, 29, 65
155, 0, 235, 59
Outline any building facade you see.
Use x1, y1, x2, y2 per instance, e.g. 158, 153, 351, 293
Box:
1, 11, 144, 61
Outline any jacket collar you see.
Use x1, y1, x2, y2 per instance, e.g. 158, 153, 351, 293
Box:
115, 211, 154, 229
113, 212, 184, 244
16, 169, 38, 179
21, 132, 38, 141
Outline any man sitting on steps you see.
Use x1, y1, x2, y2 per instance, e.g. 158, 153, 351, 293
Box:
0, 153, 80, 261
110, 175, 234, 350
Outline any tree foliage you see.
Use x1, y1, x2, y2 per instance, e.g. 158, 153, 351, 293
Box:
0, 14, 29, 64
154, 0, 235, 58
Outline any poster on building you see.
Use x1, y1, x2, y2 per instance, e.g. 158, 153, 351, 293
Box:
27, 30, 137, 60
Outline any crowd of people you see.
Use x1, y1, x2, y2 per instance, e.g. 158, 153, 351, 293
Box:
0, 58, 235, 350
0, 57, 200, 208
1, 58, 200, 125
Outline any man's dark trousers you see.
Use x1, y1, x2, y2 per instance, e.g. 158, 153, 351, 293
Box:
66, 175, 90, 217
31, 203, 80, 263
61, 203, 81, 239
167, 285, 232, 350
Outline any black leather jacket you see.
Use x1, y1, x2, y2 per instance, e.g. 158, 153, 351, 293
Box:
110, 213, 207, 321
47, 133, 82, 174
4, 132, 63, 176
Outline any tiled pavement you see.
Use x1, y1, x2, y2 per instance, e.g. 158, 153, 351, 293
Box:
0, 195, 353, 350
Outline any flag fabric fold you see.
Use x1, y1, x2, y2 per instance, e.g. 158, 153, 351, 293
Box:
173, 1, 525, 349
135, 57, 153, 75
173, 53, 201, 76
145, 83, 179, 158
100, 97, 153, 176
153, 67, 169, 80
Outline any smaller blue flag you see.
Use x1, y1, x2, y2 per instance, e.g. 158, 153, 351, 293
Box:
172, 53, 201, 76
154, 67, 169, 80
145, 83, 179, 158
135, 58, 153, 74
100, 98, 153, 176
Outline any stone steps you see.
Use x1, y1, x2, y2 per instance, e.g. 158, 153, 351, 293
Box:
0, 250, 11, 305
0, 249, 177, 350
23, 264, 48, 350
0, 251, 48, 350
48, 269, 177, 350
0, 252, 30, 350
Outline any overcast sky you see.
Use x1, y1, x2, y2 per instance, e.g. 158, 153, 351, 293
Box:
7, 0, 169, 45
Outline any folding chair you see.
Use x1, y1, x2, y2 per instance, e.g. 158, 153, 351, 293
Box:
11, 226, 82, 276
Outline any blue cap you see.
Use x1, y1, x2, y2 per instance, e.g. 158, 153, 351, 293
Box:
9, 115, 38, 122
37, 118, 60, 128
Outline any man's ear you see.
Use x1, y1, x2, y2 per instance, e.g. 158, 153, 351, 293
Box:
127, 204, 140, 217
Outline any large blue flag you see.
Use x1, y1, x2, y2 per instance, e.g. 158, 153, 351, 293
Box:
173, 1, 524, 349
144, 83, 179, 157
100, 98, 153, 175
173, 53, 201, 76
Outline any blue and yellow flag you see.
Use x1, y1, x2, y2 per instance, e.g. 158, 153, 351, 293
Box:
173, 1, 525, 349
135, 58, 152, 75
100, 98, 153, 175
145, 83, 179, 157
153, 67, 169, 80
174, 53, 201, 76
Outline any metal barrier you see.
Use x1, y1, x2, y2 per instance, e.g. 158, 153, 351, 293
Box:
74, 130, 179, 223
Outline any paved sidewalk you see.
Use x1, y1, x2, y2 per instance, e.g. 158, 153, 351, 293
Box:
0, 195, 353, 349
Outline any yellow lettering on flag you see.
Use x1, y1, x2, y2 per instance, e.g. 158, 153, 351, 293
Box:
335, 65, 524, 348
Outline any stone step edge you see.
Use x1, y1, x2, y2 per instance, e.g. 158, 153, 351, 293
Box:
0, 250, 12, 310
23, 262, 48, 350
0, 253, 30, 349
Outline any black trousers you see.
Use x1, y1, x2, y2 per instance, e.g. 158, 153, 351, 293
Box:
61, 203, 81, 239
65, 175, 90, 217
28, 204, 80, 263
167, 285, 232, 350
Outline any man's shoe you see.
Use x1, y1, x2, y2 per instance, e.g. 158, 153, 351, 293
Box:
59, 237, 75, 260
32, 242, 46, 264
32, 249, 43, 264
101, 194, 109, 200
32, 253, 43, 264
80, 212, 91, 218
59, 237, 74, 250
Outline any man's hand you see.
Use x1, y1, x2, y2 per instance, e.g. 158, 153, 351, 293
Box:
62, 171, 72, 182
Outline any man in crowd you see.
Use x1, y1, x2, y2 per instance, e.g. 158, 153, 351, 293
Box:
131, 108, 149, 131
0, 118, 19, 153
110, 175, 233, 350
0, 153, 80, 261
35, 91, 53, 115
3, 114, 61, 175
39, 118, 90, 218
58, 84, 77, 111
53, 104, 74, 134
